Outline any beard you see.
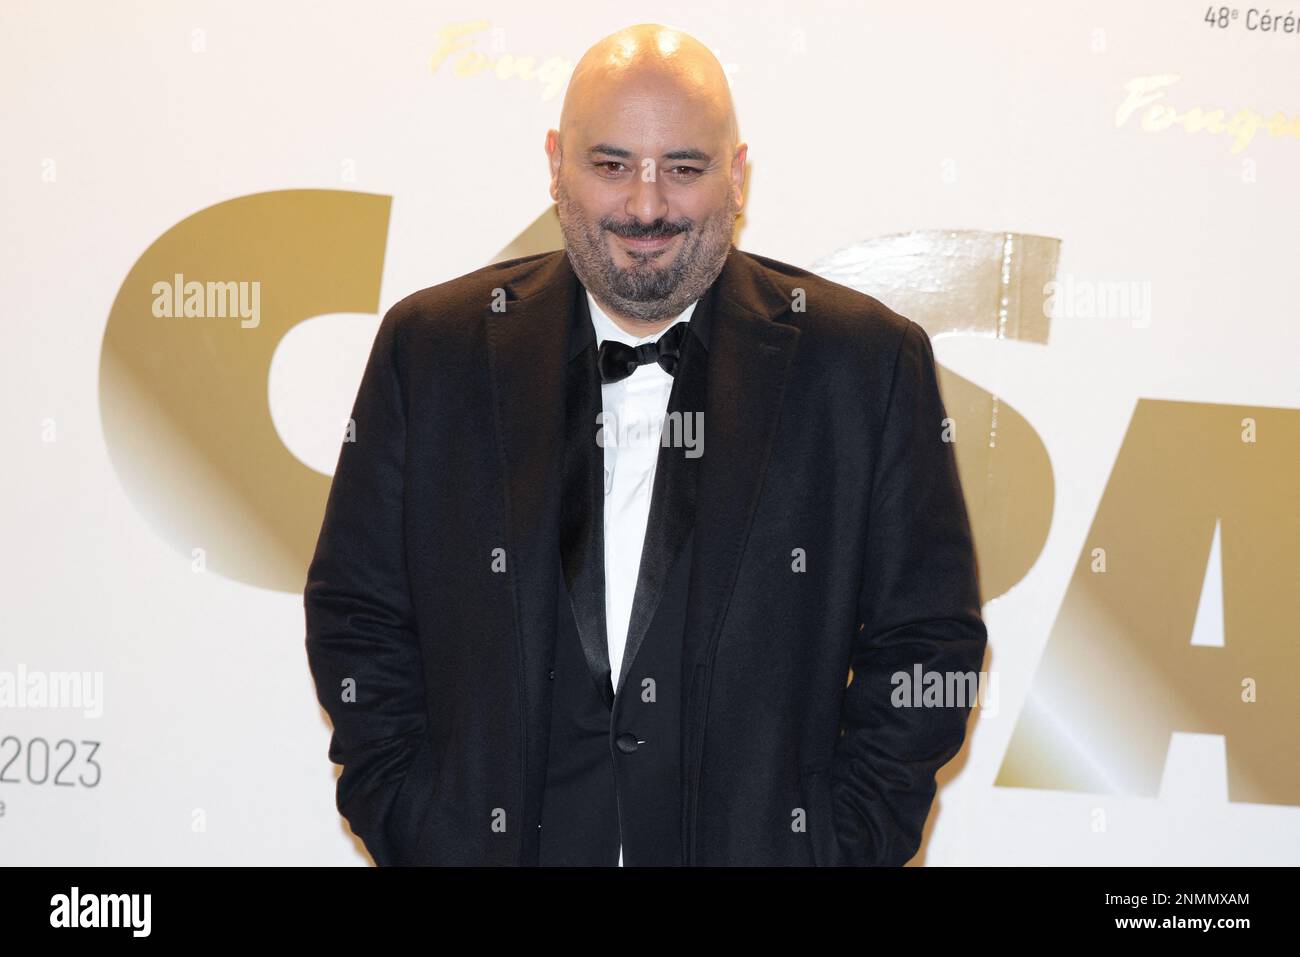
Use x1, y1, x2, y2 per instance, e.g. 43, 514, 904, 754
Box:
556, 177, 736, 324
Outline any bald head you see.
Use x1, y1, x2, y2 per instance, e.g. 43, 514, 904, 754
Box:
546, 24, 746, 330
558, 24, 739, 157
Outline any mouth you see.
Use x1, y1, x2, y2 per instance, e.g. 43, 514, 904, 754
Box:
612, 231, 681, 254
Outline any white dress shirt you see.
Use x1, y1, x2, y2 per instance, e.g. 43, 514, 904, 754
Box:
586, 289, 698, 868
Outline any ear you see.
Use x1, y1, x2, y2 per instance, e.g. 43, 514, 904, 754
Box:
545, 129, 561, 202
731, 141, 749, 210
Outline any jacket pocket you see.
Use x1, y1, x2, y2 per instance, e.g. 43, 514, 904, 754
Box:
381, 733, 440, 865
798, 765, 840, 867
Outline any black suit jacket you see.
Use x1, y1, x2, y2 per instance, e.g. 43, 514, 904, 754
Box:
304, 244, 988, 866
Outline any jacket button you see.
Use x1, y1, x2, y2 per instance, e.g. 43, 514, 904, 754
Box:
615, 732, 639, 753
547, 669, 556, 680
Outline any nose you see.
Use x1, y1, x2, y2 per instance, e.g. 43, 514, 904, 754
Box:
624, 165, 669, 225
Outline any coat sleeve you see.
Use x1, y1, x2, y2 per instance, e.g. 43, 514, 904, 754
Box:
830, 318, 988, 866
303, 302, 432, 866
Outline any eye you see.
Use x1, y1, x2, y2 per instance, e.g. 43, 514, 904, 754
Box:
595, 161, 629, 175
669, 166, 704, 178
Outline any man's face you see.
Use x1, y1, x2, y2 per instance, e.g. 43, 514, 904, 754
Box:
549, 71, 744, 324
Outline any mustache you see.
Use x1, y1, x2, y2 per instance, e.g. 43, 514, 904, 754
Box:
602, 218, 691, 240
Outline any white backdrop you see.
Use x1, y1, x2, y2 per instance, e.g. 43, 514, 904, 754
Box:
2, 0, 1298, 864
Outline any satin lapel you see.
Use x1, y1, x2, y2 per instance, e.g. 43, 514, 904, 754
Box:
614, 311, 707, 699
561, 294, 615, 707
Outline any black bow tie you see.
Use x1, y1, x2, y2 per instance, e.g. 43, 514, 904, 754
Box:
597, 321, 689, 384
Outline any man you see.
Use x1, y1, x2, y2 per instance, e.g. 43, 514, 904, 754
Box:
304, 23, 987, 867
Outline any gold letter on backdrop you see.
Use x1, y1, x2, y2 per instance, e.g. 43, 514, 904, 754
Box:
100, 190, 392, 592
997, 400, 1300, 805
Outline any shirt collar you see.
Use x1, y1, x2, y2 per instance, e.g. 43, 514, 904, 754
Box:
569, 273, 718, 362
587, 291, 696, 348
